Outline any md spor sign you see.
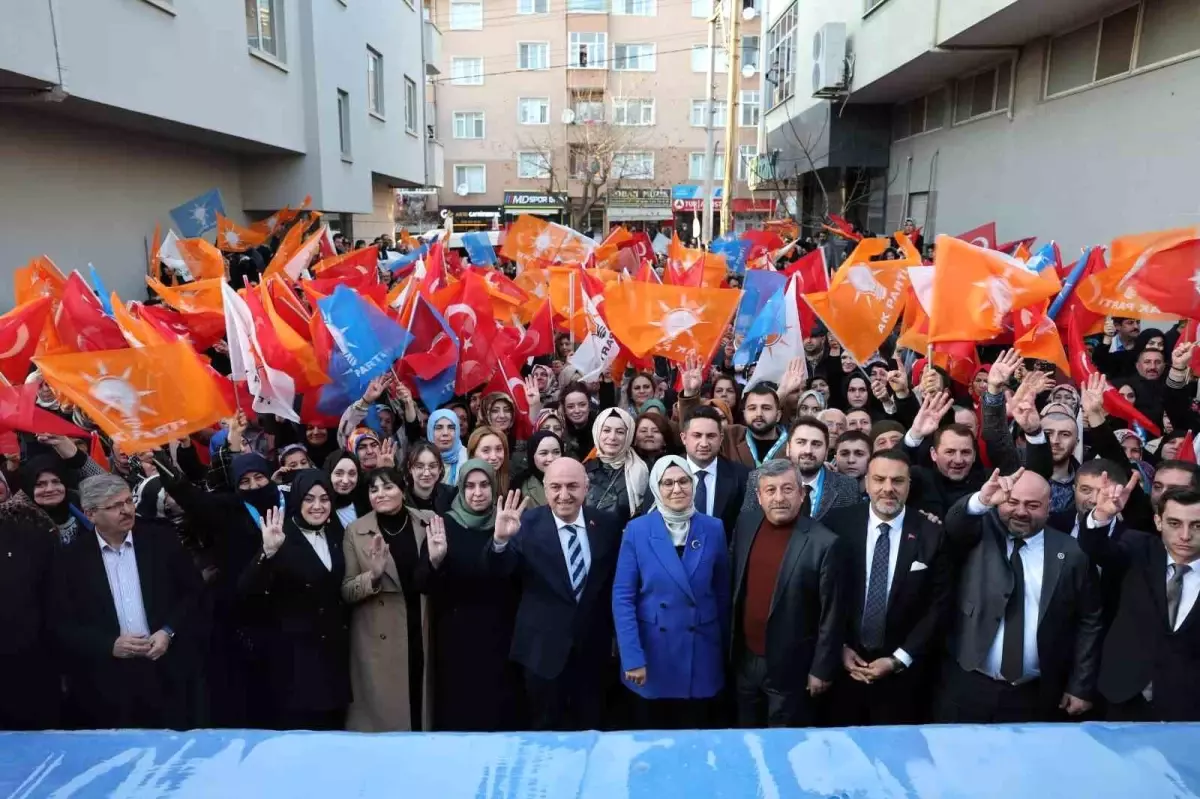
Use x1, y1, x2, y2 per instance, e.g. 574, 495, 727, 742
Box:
503, 191, 565, 209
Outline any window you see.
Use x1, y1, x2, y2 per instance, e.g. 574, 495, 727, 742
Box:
766, 3, 796, 107
336, 89, 351, 157
691, 44, 728, 72
518, 97, 550, 124
404, 76, 418, 133
612, 98, 655, 125
450, 57, 484, 85
572, 90, 605, 122
612, 152, 654, 180
452, 111, 485, 138
690, 99, 727, 127
740, 90, 760, 126
691, 0, 711, 16
518, 0, 548, 13
570, 32, 608, 68
567, 0, 606, 11
953, 62, 1010, 124
245, 0, 284, 60
612, 43, 656, 71
737, 145, 757, 181
1137, 0, 1200, 69
893, 87, 947, 139
517, 151, 551, 179
367, 47, 384, 116
449, 0, 482, 29
741, 35, 760, 70
687, 151, 725, 180
612, 0, 654, 15
518, 42, 550, 70
453, 164, 486, 194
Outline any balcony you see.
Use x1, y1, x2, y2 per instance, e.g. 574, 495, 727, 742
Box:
423, 17, 442, 75
425, 139, 444, 189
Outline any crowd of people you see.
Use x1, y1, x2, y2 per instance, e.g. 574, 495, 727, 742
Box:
4, 218, 1200, 735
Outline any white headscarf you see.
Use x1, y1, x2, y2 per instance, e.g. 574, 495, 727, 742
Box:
648, 455, 696, 546
592, 407, 649, 511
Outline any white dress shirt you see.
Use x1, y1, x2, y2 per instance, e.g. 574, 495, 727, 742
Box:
687, 457, 718, 516
301, 528, 333, 571
97, 531, 151, 637
554, 510, 591, 579
865, 507, 913, 667
966, 492, 1044, 682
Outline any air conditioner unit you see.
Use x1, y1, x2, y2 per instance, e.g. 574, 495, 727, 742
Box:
811, 21, 847, 96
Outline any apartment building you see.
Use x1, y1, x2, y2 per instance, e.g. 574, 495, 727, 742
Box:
430, 0, 776, 238
0, 0, 439, 306
760, 0, 1200, 252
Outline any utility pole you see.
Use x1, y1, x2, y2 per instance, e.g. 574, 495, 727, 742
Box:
720, 0, 741, 236
700, 3, 719, 245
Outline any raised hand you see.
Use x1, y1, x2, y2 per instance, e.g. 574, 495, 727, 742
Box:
365, 533, 389, 580
1092, 471, 1141, 524
987, 349, 1022, 394
1010, 396, 1042, 435
493, 490, 528, 543
1172, 340, 1196, 372
362, 373, 392, 403
226, 410, 249, 452
680, 352, 704, 397
260, 506, 286, 558
980, 467, 1025, 508
1103, 316, 1116, 340
395, 381, 415, 407
909, 390, 953, 440
1081, 372, 1108, 425
777, 357, 808, 398
427, 516, 448, 568
918, 363, 941, 396
378, 438, 397, 468
886, 355, 910, 398
870, 377, 890, 402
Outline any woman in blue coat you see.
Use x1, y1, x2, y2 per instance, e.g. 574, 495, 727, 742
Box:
612, 454, 730, 729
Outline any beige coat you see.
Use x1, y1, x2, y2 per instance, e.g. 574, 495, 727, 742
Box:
342, 508, 433, 732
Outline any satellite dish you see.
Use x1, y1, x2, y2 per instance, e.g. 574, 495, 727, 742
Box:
561, 108, 576, 125
455, 183, 469, 197
742, 64, 757, 79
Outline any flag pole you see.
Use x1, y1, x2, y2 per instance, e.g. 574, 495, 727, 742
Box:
568, 270, 576, 351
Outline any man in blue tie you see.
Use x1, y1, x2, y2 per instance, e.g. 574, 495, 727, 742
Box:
486, 457, 622, 731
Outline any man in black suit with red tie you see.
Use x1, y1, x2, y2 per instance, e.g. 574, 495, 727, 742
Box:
823, 449, 953, 725
485, 457, 620, 731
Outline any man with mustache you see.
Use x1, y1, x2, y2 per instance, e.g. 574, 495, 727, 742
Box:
822, 450, 953, 725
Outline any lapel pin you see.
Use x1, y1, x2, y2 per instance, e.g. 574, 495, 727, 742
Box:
1057, 552, 1065, 560
691, 539, 701, 550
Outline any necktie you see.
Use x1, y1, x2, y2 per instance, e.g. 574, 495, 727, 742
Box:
861, 522, 891, 652
694, 469, 709, 515
565, 524, 586, 602
1167, 563, 1190, 630
1001, 537, 1026, 683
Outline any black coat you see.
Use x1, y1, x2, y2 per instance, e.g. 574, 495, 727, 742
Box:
730, 510, 846, 692
1079, 524, 1200, 720
51, 522, 204, 729
637, 457, 748, 542
483, 505, 621, 681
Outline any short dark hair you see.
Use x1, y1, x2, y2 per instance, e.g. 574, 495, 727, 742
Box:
366, 466, 407, 493
869, 448, 912, 469
1155, 460, 1200, 486
932, 423, 976, 450
1077, 457, 1129, 484
743, 384, 780, 406
1156, 486, 1200, 516
790, 415, 829, 447
683, 404, 724, 431
834, 430, 871, 450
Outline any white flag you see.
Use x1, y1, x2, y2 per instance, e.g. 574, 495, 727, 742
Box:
221, 282, 300, 422
157, 230, 193, 282
745, 276, 806, 390
567, 287, 619, 382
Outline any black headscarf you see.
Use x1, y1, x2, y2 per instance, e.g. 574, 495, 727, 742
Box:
20, 455, 72, 524
322, 449, 371, 515
285, 469, 334, 533
232, 452, 281, 516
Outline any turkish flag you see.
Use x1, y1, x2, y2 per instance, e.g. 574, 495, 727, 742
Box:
0, 381, 88, 438
1130, 236, 1200, 318
0, 297, 53, 384
56, 272, 127, 352
956, 222, 998, 251
482, 354, 532, 439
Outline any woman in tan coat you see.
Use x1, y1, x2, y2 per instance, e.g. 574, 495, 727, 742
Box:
342, 466, 435, 731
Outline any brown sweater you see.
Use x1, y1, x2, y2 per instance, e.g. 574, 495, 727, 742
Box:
742, 518, 793, 656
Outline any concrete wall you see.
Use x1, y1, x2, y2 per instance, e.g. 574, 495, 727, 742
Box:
888, 40, 1200, 253
0, 110, 244, 308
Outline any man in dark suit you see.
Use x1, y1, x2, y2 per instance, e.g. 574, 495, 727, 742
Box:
903, 392, 987, 520
486, 457, 620, 731
741, 417, 861, 520
730, 458, 846, 727
936, 467, 1103, 723
1079, 482, 1200, 721
680, 405, 748, 540
823, 449, 953, 726
51, 474, 204, 730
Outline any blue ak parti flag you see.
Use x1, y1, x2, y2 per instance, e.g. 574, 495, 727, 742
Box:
734, 269, 787, 338
387, 243, 429, 275
413, 362, 458, 411
317, 285, 413, 397
462, 232, 497, 266
711, 233, 752, 275
169, 188, 225, 238
88, 263, 114, 316
733, 284, 785, 370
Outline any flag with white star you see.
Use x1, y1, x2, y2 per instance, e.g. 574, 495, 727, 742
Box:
169, 188, 225, 238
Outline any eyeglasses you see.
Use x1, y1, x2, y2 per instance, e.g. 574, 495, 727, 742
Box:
658, 478, 692, 491
412, 464, 440, 474
100, 498, 136, 512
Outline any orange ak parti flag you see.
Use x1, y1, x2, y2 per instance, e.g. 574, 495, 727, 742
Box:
1013, 301, 1069, 373
1114, 226, 1200, 319
146, 277, 224, 313
216, 213, 270, 253
603, 281, 742, 363
175, 237, 227, 281
927, 235, 1061, 344
501, 214, 596, 268
1076, 228, 1195, 322
110, 295, 166, 348
34, 340, 231, 452
14, 255, 67, 306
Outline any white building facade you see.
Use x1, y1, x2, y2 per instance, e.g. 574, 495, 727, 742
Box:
760, 0, 1200, 254
0, 0, 441, 305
